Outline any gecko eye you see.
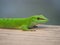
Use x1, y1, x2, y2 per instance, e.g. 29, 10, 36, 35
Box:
37, 17, 45, 20
37, 18, 40, 20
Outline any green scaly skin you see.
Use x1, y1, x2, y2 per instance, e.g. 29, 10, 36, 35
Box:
0, 14, 48, 31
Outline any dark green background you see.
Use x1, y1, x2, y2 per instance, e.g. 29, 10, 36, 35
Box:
0, 0, 60, 25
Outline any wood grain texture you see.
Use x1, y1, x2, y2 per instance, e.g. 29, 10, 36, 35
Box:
0, 25, 60, 45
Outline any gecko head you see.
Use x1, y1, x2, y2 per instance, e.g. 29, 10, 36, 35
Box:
30, 14, 48, 24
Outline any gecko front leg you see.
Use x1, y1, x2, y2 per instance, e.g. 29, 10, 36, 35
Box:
28, 25, 37, 31
18, 25, 29, 31
28, 25, 38, 29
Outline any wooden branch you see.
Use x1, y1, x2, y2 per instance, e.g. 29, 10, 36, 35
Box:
0, 25, 60, 45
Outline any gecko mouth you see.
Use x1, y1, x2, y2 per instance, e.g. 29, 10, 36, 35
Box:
37, 18, 45, 20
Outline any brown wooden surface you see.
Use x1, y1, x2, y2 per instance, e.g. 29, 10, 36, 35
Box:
0, 25, 60, 45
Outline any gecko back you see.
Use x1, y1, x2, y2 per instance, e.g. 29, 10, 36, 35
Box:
0, 18, 26, 28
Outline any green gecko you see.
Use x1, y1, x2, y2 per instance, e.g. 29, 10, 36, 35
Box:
0, 14, 48, 31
